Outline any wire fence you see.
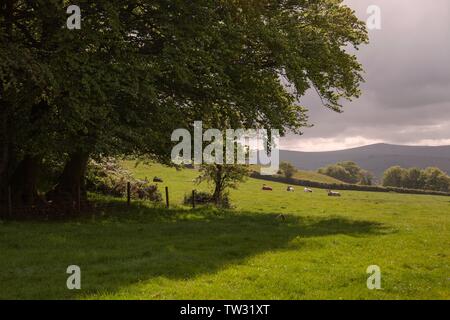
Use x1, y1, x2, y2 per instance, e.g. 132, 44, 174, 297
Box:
0, 185, 198, 220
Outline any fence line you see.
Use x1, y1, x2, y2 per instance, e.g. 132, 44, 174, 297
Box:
0, 181, 149, 220
0, 183, 203, 220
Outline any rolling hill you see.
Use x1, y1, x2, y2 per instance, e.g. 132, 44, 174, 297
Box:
251, 164, 344, 184
280, 143, 450, 178
290, 169, 344, 184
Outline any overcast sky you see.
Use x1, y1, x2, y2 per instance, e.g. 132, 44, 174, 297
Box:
281, 0, 450, 151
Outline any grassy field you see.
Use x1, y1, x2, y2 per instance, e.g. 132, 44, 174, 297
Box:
251, 164, 345, 184
291, 169, 344, 184
0, 162, 449, 299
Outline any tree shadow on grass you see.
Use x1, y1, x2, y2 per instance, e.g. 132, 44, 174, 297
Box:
0, 204, 391, 299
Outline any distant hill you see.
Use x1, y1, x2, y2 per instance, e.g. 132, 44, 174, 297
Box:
280, 143, 450, 179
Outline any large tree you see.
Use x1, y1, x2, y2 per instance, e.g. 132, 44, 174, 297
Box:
1, 0, 368, 211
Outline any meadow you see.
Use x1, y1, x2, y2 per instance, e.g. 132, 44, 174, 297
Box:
0, 162, 449, 299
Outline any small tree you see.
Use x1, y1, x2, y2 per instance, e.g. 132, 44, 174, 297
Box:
319, 161, 374, 185
338, 162, 362, 180
279, 161, 298, 179
359, 170, 374, 186
423, 167, 450, 192
319, 164, 354, 183
382, 166, 450, 191
405, 167, 425, 189
382, 166, 407, 187
196, 164, 250, 206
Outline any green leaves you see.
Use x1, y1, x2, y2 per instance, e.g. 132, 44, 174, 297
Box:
1, 0, 368, 183
319, 161, 374, 185
383, 166, 450, 192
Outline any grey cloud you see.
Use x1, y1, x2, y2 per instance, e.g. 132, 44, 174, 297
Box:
284, 0, 450, 150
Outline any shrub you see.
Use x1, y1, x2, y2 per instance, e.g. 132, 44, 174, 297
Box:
86, 158, 162, 202
382, 166, 450, 192
318, 161, 374, 185
183, 191, 231, 208
279, 161, 297, 178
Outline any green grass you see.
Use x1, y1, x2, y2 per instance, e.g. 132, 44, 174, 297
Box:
291, 169, 344, 184
251, 164, 345, 184
0, 162, 449, 299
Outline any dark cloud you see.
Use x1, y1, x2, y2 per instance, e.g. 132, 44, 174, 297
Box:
282, 0, 450, 151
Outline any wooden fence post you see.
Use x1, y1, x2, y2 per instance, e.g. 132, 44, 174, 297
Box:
127, 182, 131, 207
165, 186, 169, 208
192, 190, 196, 209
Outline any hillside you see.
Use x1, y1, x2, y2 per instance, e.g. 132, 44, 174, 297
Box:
290, 169, 344, 184
280, 143, 450, 178
141, 163, 346, 185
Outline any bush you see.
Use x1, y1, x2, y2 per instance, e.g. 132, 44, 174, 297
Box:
279, 162, 297, 178
86, 158, 162, 202
130, 180, 163, 202
318, 161, 374, 185
183, 191, 231, 208
382, 166, 450, 192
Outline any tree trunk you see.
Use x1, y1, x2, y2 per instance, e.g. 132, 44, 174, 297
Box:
9, 155, 42, 206
0, 92, 11, 204
47, 151, 89, 204
212, 165, 223, 205
0, 153, 9, 206
4, 0, 14, 39
0, 111, 9, 204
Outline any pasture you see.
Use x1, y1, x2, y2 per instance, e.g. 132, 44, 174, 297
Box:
0, 162, 449, 299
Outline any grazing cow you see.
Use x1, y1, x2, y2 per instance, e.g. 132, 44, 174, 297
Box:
287, 186, 295, 192
327, 190, 341, 197
262, 184, 273, 191
153, 176, 163, 183
304, 188, 313, 193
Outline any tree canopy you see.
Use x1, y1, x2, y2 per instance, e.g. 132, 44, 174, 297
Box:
382, 166, 450, 192
318, 161, 373, 185
279, 161, 298, 179
1, 0, 368, 209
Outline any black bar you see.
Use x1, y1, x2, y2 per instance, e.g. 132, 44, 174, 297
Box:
0, 300, 442, 318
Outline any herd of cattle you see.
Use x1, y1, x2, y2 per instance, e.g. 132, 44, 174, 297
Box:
262, 184, 341, 197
